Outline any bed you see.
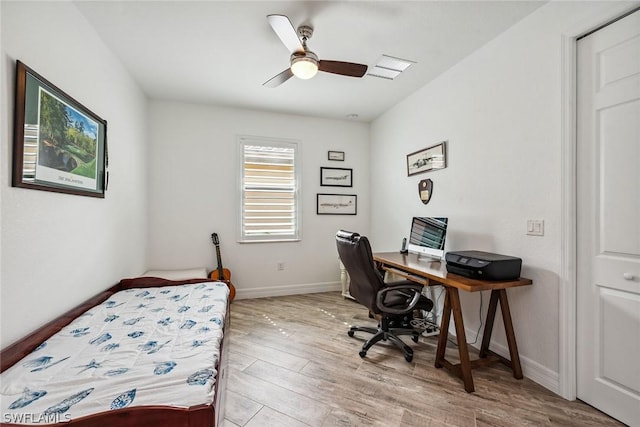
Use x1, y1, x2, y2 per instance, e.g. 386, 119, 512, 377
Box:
0, 270, 230, 427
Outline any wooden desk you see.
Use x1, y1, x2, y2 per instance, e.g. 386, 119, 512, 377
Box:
373, 252, 532, 392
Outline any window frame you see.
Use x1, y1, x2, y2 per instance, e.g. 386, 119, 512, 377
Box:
237, 135, 301, 243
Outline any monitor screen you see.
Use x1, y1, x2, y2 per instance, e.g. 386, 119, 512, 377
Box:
408, 217, 448, 260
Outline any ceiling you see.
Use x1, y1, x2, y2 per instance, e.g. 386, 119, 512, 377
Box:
74, 1, 546, 122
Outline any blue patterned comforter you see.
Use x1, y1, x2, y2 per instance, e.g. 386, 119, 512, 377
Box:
0, 281, 229, 424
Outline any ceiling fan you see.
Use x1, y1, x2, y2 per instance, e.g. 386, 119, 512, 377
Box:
263, 14, 368, 88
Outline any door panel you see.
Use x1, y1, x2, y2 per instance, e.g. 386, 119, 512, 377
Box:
600, 287, 640, 392
576, 9, 640, 427
600, 101, 640, 256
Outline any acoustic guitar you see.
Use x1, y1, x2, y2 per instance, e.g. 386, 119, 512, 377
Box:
210, 233, 236, 302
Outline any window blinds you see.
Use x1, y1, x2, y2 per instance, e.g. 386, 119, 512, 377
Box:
241, 141, 299, 241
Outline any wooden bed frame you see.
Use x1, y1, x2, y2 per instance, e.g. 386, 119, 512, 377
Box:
0, 277, 230, 427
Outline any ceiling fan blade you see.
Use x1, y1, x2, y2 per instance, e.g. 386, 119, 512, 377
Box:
267, 14, 304, 54
263, 68, 294, 88
318, 60, 368, 78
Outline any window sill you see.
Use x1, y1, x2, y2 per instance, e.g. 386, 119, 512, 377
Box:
238, 238, 301, 244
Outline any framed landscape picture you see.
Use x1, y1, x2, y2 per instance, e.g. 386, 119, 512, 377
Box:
12, 61, 108, 198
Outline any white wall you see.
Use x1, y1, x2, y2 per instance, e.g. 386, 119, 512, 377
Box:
370, 1, 636, 394
147, 101, 370, 298
0, 1, 148, 348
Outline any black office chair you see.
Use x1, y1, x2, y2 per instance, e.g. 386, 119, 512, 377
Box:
336, 230, 433, 362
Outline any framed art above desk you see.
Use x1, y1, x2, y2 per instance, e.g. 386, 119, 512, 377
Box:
373, 251, 532, 393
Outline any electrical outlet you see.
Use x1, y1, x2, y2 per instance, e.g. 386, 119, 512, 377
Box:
526, 220, 544, 236
277, 262, 285, 271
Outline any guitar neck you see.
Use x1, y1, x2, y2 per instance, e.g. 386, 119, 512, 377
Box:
215, 245, 224, 276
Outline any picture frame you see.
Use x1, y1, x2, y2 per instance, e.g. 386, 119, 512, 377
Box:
317, 193, 357, 215
327, 150, 345, 161
406, 140, 447, 176
320, 167, 353, 187
12, 61, 108, 198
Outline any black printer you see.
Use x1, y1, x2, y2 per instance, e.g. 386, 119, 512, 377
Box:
445, 250, 522, 281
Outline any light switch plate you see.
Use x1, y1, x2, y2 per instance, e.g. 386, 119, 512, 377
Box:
527, 220, 544, 236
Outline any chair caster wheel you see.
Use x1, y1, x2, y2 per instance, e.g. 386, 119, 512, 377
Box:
411, 334, 419, 343
359, 350, 367, 358
348, 330, 355, 337
405, 353, 413, 362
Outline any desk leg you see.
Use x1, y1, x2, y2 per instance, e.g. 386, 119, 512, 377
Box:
498, 289, 523, 379
435, 287, 452, 369
435, 287, 475, 392
479, 290, 500, 358
449, 287, 475, 393
479, 289, 523, 380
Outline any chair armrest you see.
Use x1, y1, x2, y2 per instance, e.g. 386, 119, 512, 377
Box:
376, 284, 425, 315
384, 281, 420, 300
384, 280, 420, 290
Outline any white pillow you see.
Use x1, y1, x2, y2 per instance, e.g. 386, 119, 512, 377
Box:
142, 268, 208, 280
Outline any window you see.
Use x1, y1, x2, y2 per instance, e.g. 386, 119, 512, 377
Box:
239, 136, 300, 242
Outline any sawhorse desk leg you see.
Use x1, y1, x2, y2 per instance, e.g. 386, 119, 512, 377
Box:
479, 289, 523, 379
435, 287, 524, 392
435, 286, 475, 392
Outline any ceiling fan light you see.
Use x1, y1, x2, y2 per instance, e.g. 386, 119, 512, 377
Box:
291, 57, 318, 79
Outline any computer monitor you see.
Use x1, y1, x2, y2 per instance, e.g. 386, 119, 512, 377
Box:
407, 217, 448, 260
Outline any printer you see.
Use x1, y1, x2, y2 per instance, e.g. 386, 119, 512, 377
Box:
445, 250, 522, 281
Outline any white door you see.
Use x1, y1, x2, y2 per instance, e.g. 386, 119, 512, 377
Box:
576, 10, 640, 426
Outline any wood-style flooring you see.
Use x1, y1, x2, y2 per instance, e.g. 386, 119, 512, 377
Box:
222, 292, 623, 427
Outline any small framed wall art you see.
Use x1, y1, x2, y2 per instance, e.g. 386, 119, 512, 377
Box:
406, 140, 447, 176
317, 193, 357, 215
12, 61, 108, 198
320, 167, 352, 187
418, 178, 433, 204
327, 150, 345, 161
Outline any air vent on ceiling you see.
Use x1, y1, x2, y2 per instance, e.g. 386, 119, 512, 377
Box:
368, 54, 415, 80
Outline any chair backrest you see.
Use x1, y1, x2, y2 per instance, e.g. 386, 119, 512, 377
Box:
336, 230, 386, 314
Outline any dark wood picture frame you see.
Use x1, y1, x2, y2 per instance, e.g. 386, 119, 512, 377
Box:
317, 193, 357, 215
406, 140, 447, 176
327, 150, 345, 161
12, 61, 108, 198
320, 167, 353, 187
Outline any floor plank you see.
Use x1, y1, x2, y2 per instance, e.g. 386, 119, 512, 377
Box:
223, 292, 623, 426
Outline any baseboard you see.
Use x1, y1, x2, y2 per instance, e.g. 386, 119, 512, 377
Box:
235, 281, 342, 300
